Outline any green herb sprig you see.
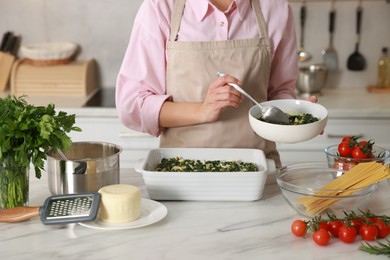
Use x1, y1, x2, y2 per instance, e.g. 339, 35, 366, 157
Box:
0, 95, 81, 178
359, 239, 390, 257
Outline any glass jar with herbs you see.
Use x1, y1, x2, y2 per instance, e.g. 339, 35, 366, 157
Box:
0, 95, 81, 209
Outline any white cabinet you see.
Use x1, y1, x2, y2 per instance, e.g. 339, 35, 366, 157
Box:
66, 111, 159, 169
277, 118, 390, 165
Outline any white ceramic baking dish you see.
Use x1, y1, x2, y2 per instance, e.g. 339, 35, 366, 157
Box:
135, 148, 275, 201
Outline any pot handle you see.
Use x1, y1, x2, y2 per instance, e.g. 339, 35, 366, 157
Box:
265, 159, 276, 175
134, 158, 146, 173
265, 159, 278, 185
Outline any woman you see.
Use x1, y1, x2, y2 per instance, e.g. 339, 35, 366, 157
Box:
116, 0, 300, 167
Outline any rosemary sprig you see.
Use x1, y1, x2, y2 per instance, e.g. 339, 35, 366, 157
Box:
359, 239, 390, 257
306, 209, 390, 227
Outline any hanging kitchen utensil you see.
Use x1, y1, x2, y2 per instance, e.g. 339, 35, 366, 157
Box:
0, 193, 100, 224
297, 1, 311, 62
347, 1, 366, 71
322, 1, 338, 71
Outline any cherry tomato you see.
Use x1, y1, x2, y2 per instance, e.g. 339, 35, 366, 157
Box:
358, 140, 369, 148
340, 135, 359, 148
338, 225, 357, 243
341, 136, 356, 144
312, 228, 330, 246
318, 222, 329, 232
352, 146, 369, 159
360, 224, 378, 241
328, 220, 343, 237
291, 220, 307, 237
366, 217, 378, 224
358, 140, 368, 145
358, 140, 374, 151
332, 158, 357, 171
374, 219, 390, 238
350, 218, 363, 233
338, 142, 354, 157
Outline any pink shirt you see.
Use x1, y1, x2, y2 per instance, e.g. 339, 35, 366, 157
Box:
116, 0, 298, 137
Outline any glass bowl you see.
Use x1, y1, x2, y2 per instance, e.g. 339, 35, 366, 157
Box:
275, 162, 378, 218
325, 144, 390, 177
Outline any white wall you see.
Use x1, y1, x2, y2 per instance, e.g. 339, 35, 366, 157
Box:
0, 0, 389, 89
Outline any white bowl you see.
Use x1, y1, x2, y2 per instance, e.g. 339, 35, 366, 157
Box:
249, 99, 328, 143
135, 148, 276, 201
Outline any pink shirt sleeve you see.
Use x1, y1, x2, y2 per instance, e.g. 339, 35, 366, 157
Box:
116, 0, 298, 137
115, 1, 172, 137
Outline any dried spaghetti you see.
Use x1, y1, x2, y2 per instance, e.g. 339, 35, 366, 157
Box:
298, 162, 390, 216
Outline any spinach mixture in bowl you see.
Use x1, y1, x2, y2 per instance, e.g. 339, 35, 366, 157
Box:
258, 113, 319, 125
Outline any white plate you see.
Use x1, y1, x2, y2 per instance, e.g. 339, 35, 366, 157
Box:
79, 199, 167, 230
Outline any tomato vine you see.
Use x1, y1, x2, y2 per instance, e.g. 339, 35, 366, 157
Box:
290, 209, 390, 251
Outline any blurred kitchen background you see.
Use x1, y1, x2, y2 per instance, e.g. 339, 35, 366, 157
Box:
0, 0, 389, 90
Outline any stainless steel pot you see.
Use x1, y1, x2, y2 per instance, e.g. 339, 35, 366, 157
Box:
297, 64, 328, 95
46, 142, 122, 195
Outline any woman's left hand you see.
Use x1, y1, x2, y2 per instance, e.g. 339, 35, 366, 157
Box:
306, 95, 318, 103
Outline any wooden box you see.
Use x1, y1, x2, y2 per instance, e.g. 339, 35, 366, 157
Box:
0, 52, 16, 92
10, 59, 97, 96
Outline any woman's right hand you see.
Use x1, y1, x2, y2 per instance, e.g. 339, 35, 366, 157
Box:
159, 74, 243, 128
201, 75, 243, 123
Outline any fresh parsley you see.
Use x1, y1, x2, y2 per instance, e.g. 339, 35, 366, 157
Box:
0, 95, 81, 178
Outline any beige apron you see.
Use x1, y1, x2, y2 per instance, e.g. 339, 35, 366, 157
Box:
161, 0, 280, 167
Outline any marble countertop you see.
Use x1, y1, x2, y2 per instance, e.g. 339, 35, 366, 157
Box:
318, 87, 390, 119
1, 169, 389, 260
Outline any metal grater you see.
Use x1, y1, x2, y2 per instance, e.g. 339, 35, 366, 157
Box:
40, 193, 101, 225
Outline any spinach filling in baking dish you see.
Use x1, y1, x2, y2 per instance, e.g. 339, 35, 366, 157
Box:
156, 157, 258, 172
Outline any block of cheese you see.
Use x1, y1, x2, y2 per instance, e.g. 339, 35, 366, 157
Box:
98, 184, 141, 223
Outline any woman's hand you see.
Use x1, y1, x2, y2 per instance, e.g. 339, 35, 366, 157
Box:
159, 75, 243, 128
200, 75, 243, 123
306, 95, 318, 103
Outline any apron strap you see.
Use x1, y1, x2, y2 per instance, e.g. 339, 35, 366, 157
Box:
252, 0, 269, 40
170, 0, 186, 42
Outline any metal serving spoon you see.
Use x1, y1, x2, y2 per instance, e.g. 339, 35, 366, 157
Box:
56, 148, 87, 175
56, 148, 68, 161
297, 2, 312, 62
217, 72, 290, 125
